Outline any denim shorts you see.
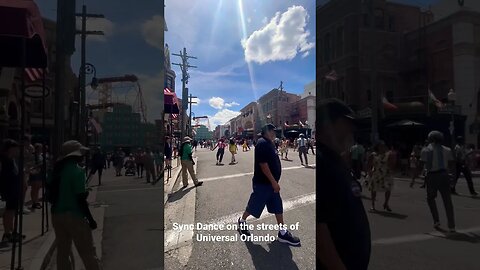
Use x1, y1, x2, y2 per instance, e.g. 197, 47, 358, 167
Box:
246, 183, 283, 218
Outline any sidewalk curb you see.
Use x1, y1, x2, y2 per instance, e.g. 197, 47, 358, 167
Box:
28, 231, 56, 270
164, 163, 182, 205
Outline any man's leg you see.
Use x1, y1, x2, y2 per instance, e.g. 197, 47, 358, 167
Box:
186, 161, 199, 185
452, 162, 461, 192
52, 214, 75, 270
438, 175, 455, 230
303, 149, 309, 165
181, 161, 189, 187
426, 175, 440, 226
146, 167, 151, 183
69, 214, 102, 270
299, 149, 304, 164
462, 166, 477, 194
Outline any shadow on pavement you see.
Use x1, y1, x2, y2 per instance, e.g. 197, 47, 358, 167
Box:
167, 186, 195, 203
370, 211, 408, 220
244, 240, 299, 270
431, 230, 480, 243
304, 166, 316, 169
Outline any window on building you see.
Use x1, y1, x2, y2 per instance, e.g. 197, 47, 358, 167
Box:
375, 9, 384, 29
336, 26, 344, 58
324, 33, 332, 63
363, 14, 370, 27
388, 16, 395, 31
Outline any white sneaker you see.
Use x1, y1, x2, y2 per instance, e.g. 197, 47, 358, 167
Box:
23, 207, 31, 214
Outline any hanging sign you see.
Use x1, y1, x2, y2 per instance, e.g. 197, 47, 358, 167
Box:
24, 84, 50, 98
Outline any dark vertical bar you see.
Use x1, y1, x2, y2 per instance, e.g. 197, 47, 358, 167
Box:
41, 69, 46, 236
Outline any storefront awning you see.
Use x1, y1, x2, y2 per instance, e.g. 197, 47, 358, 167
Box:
0, 0, 48, 68
164, 89, 179, 114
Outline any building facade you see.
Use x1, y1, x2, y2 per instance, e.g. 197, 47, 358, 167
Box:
100, 104, 143, 151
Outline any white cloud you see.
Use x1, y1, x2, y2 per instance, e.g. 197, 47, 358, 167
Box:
302, 51, 310, 58
224, 101, 240, 108
209, 109, 241, 126
247, 17, 252, 24
209, 97, 225, 109
142, 15, 164, 49
262, 17, 268, 24
242, 5, 315, 64
76, 18, 115, 42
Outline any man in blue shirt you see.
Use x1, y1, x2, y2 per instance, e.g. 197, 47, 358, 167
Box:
237, 124, 300, 246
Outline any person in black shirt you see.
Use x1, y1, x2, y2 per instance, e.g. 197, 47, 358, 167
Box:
237, 124, 300, 246
0, 139, 25, 244
317, 99, 371, 270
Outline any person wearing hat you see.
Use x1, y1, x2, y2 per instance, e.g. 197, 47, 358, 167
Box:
180, 136, 203, 188
237, 123, 301, 246
47, 140, 101, 269
452, 136, 478, 195
420, 131, 456, 232
0, 139, 25, 245
316, 99, 371, 270
297, 133, 309, 166
228, 137, 238, 164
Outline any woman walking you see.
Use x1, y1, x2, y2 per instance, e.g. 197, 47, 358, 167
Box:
48, 140, 101, 270
368, 141, 395, 212
228, 138, 238, 164
212, 138, 226, 165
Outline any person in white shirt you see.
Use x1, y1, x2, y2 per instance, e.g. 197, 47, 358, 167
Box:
420, 131, 456, 233
452, 136, 478, 196
297, 134, 308, 166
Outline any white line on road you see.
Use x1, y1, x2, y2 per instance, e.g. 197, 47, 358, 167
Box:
372, 226, 480, 246
164, 192, 315, 252
200, 164, 316, 183
210, 192, 316, 226
98, 187, 162, 193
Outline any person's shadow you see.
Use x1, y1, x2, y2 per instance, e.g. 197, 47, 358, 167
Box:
244, 240, 299, 270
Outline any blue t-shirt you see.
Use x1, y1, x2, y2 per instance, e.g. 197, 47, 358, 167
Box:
317, 143, 371, 270
252, 137, 281, 184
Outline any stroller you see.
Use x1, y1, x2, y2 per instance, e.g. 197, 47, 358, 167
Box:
124, 159, 136, 176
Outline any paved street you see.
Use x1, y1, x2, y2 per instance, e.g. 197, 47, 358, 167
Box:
368, 174, 480, 270
165, 146, 316, 270
95, 168, 163, 270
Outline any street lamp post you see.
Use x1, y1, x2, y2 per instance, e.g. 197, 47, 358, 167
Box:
448, 89, 456, 146
81, 63, 97, 176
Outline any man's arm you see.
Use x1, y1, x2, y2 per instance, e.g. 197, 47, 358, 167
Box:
318, 223, 347, 270
259, 163, 280, 192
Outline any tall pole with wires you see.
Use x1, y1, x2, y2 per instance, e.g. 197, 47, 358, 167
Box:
369, 0, 379, 143
173, 48, 197, 141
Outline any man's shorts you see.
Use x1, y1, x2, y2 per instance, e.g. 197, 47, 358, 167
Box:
246, 183, 283, 218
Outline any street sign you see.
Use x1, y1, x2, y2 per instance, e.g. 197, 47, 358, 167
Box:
24, 84, 50, 98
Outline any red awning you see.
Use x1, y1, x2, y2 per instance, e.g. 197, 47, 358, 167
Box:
0, 0, 48, 68
164, 91, 180, 114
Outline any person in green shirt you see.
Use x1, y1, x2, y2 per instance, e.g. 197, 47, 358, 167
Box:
180, 137, 203, 188
48, 140, 101, 270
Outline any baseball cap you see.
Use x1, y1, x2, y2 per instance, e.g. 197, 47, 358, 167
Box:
261, 124, 277, 133
317, 98, 356, 127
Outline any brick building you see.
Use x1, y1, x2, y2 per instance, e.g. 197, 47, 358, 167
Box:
317, 0, 480, 146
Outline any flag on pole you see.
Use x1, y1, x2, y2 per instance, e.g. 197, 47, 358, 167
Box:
324, 70, 338, 81
382, 96, 398, 110
428, 90, 444, 108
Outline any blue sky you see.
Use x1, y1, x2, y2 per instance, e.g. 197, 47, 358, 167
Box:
37, 0, 165, 122
166, 0, 317, 129
35, 0, 469, 128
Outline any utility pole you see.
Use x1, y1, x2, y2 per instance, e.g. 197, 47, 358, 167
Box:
173, 48, 197, 141
278, 81, 284, 138
75, 5, 104, 145
189, 94, 198, 137
369, 0, 379, 143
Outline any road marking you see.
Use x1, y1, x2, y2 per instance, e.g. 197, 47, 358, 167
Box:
209, 192, 316, 226
372, 226, 480, 245
98, 187, 162, 193
200, 164, 316, 183
164, 192, 315, 252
